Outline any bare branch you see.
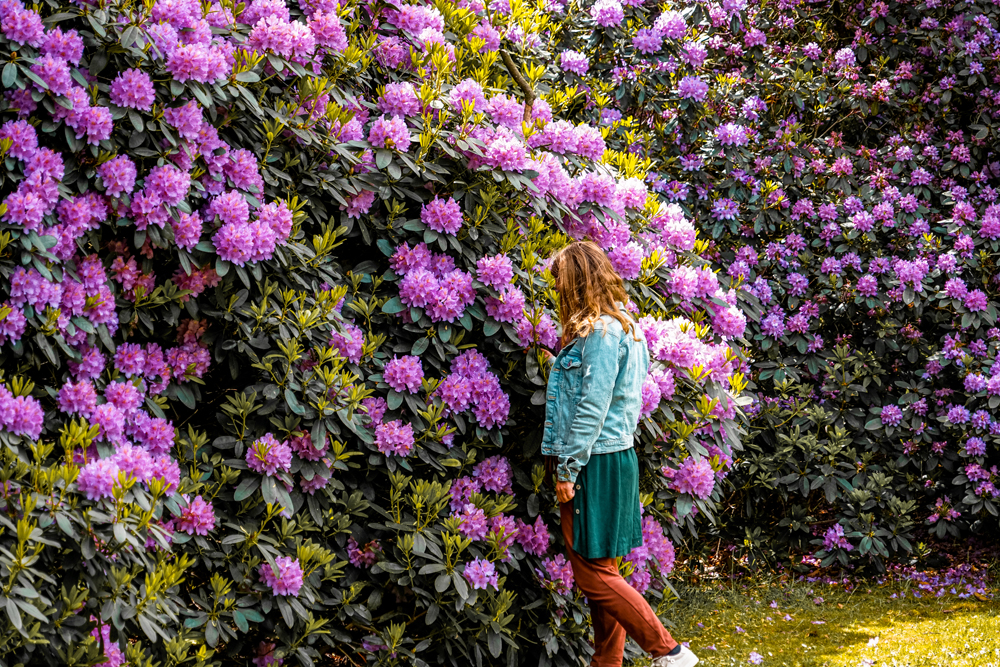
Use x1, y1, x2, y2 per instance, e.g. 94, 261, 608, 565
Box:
500, 49, 536, 124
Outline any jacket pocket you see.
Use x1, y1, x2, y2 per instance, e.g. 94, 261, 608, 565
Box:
560, 352, 583, 396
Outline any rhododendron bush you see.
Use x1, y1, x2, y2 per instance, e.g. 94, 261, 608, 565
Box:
545, 0, 1000, 568
0, 0, 749, 664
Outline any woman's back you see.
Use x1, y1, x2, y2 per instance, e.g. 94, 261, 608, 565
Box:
541, 310, 648, 484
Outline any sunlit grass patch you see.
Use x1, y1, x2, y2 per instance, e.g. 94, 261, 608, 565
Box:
650, 571, 1000, 667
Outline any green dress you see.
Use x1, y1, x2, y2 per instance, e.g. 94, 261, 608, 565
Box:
571, 447, 643, 559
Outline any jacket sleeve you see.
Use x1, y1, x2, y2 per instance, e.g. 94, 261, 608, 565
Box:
556, 321, 621, 484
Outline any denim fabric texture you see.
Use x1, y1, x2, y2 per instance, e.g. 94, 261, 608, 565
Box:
540, 312, 650, 483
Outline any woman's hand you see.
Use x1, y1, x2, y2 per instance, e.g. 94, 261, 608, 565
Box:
555, 481, 576, 504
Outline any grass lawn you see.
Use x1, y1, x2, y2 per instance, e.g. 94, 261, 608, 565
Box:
657, 565, 1000, 667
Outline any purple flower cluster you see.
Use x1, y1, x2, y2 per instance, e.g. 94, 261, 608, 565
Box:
0, 385, 44, 439
515, 516, 551, 556
384, 355, 424, 393
176, 495, 216, 536
368, 115, 411, 151
671, 456, 716, 499
375, 419, 415, 457
880, 404, 903, 427
420, 196, 463, 235
212, 200, 294, 267
464, 558, 498, 590
435, 350, 510, 429
393, 242, 477, 323
330, 321, 365, 364
560, 50, 589, 75
821, 524, 853, 552
473, 455, 513, 494
538, 554, 574, 595
590, 0, 623, 27
246, 434, 293, 476
475, 254, 514, 290
259, 556, 304, 596
624, 515, 676, 593
347, 537, 380, 567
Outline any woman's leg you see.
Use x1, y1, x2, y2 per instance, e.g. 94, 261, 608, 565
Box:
588, 602, 627, 667
561, 503, 678, 665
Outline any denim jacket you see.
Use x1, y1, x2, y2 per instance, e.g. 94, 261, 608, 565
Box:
540, 312, 649, 484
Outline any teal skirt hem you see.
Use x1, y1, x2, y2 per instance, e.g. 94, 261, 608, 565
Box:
571, 448, 643, 559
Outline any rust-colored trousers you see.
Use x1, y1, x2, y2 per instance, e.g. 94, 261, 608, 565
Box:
560, 502, 678, 667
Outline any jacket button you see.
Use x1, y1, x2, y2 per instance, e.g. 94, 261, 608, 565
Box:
575, 509, 580, 514
576, 484, 580, 490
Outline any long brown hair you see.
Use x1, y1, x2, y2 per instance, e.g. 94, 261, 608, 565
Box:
549, 241, 637, 345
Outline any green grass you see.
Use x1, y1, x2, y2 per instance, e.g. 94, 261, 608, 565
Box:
656, 570, 1000, 667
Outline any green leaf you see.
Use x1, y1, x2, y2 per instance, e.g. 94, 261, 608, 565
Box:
235, 71, 260, 83
129, 109, 144, 132
276, 597, 295, 628
233, 477, 260, 502
55, 514, 77, 539
242, 609, 265, 623
675, 495, 693, 518
174, 385, 196, 409
435, 573, 451, 593
375, 149, 393, 170
5, 598, 21, 631
452, 572, 468, 599
2, 63, 16, 88
284, 389, 306, 415
34, 334, 59, 367
411, 337, 429, 355
483, 319, 501, 337
81, 536, 96, 560
382, 296, 406, 314
15, 599, 47, 623
261, 477, 277, 505
387, 391, 403, 411
273, 484, 293, 513
191, 83, 213, 108
487, 631, 502, 658
233, 610, 249, 633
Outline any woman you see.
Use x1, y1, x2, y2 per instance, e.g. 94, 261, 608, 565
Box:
541, 242, 698, 667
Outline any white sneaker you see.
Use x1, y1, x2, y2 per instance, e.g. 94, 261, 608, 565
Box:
651, 645, 699, 667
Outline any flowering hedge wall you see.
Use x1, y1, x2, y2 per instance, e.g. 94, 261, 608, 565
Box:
0, 0, 751, 664
543, 0, 1000, 568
